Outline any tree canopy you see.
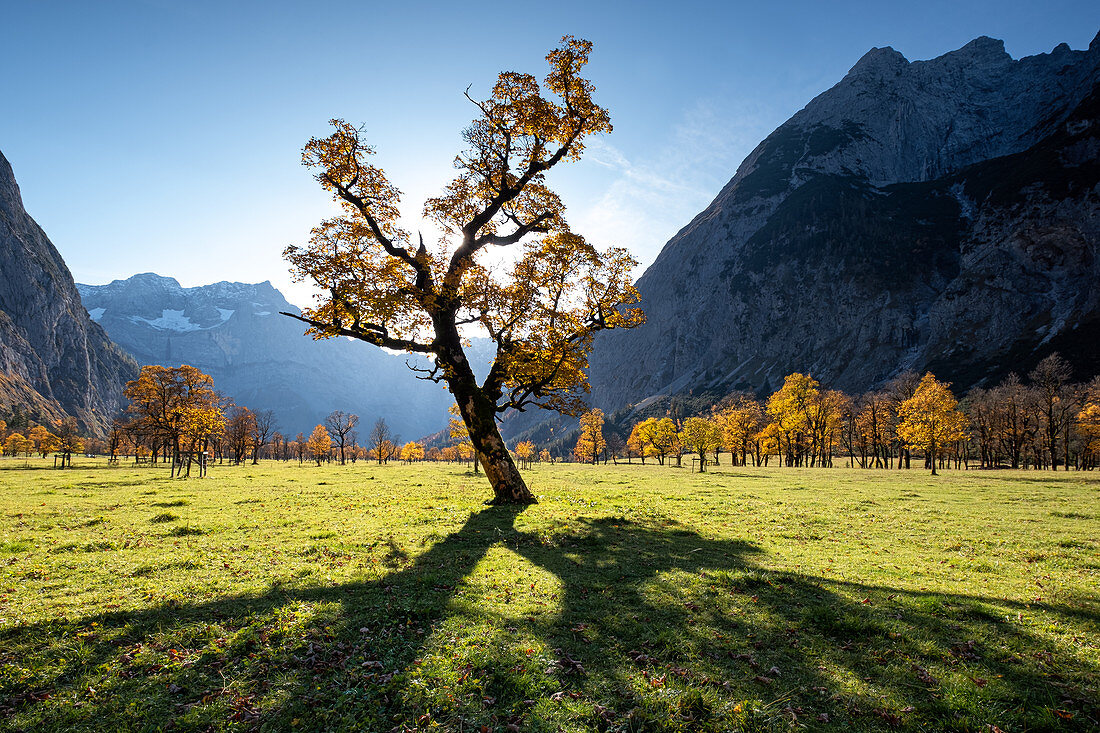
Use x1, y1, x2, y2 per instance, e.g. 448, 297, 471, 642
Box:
284, 37, 642, 503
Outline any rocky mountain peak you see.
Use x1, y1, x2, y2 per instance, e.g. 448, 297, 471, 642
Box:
847, 46, 907, 78
0, 149, 136, 433
581, 31, 1100, 423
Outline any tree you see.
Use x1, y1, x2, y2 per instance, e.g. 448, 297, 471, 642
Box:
632, 417, 679, 466
282, 37, 642, 505
716, 395, 764, 466
224, 405, 257, 465
294, 432, 306, 465
605, 432, 625, 464
896, 373, 969, 476
28, 425, 59, 459
251, 409, 278, 465
124, 365, 221, 478
886, 371, 921, 469
324, 410, 359, 465
766, 373, 817, 467
626, 422, 647, 464
680, 416, 721, 472
448, 405, 479, 473
4, 433, 29, 457
1029, 353, 1074, 470
399, 441, 424, 463
514, 440, 536, 469
574, 408, 606, 464
1077, 377, 1100, 469
368, 418, 395, 465
306, 424, 331, 465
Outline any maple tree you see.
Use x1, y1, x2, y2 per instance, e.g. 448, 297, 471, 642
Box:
679, 416, 721, 472
324, 410, 359, 465
514, 440, 535, 469
1029, 353, 1076, 471
368, 418, 395, 466
399, 441, 425, 463
4, 432, 29, 457
224, 405, 257, 465
306, 424, 331, 465
896, 373, 969, 475
283, 37, 642, 504
715, 395, 764, 467
28, 424, 59, 459
124, 365, 223, 477
574, 408, 606, 464
631, 417, 679, 466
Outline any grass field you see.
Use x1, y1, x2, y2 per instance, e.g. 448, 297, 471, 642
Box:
0, 457, 1097, 732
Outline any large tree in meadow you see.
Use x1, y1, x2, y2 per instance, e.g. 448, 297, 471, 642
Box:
124, 365, 222, 478
324, 410, 359, 465
283, 37, 643, 504
896, 373, 969, 476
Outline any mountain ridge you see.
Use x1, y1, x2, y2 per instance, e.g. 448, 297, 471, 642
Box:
582, 32, 1100, 418
0, 150, 137, 433
77, 273, 477, 440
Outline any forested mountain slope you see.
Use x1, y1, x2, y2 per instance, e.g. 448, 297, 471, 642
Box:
585, 33, 1100, 413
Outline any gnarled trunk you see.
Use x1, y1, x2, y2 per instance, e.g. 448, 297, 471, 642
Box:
453, 385, 535, 504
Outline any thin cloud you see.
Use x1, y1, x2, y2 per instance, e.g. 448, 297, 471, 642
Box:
574, 98, 781, 275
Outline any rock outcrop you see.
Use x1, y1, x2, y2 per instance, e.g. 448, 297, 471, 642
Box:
0, 150, 137, 434
77, 274, 474, 439
585, 33, 1100, 412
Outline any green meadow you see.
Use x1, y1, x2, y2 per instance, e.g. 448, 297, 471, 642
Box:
0, 458, 1096, 731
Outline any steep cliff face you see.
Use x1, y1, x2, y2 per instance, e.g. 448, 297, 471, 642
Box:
0, 150, 137, 433
77, 274, 472, 439
586, 34, 1100, 411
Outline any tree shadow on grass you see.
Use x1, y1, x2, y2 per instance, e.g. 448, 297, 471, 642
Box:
1, 507, 1097, 731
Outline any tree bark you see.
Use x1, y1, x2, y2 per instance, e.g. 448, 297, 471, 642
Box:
441, 331, 536, 505
453, 385, 534, 504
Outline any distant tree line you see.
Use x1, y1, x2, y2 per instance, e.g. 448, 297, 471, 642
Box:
562, 353, 1100, 473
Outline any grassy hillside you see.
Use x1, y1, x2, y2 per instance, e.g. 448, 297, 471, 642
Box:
0, 459, 1097, 731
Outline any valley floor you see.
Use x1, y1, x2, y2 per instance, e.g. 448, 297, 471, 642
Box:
0, 458, 1097, 731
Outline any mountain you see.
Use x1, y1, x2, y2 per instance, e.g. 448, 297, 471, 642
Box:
585, 33, 1100, 414
0, 150, 137, 433
76, 274, 474, 440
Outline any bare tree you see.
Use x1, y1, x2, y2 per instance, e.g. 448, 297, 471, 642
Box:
368, 418, 393, 465
251, 409, 278, 464
224, 405, 257, 465
1029, 353, 1075, 470
324, 410, 359, 465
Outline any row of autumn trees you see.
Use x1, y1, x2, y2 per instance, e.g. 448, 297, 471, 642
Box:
116, 365, 432, 476
569, 354, 1100, 473
0, 416, 85, 464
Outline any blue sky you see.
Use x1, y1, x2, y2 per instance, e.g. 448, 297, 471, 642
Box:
2, 1, 1096, 307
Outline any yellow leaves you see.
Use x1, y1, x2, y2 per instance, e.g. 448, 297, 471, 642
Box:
896, 373, 969, 453
306, 425, 331, 463
631, 417, 680, 459
399, 442, 425, 463
124, 365, 221, 444
301, 120, 404, 235
766, 373, 820, 432
680, 417, 721, 456
514, 441, 536, 462
424, 35, 611, 236
574, 409, 606, 462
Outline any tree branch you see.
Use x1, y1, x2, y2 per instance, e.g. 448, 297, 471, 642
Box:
280, 311, 435, 354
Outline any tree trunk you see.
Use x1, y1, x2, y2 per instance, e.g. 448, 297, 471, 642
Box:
450, 377, 535, 505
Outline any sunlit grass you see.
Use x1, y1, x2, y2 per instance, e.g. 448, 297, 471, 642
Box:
0, 456, 1096, 731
